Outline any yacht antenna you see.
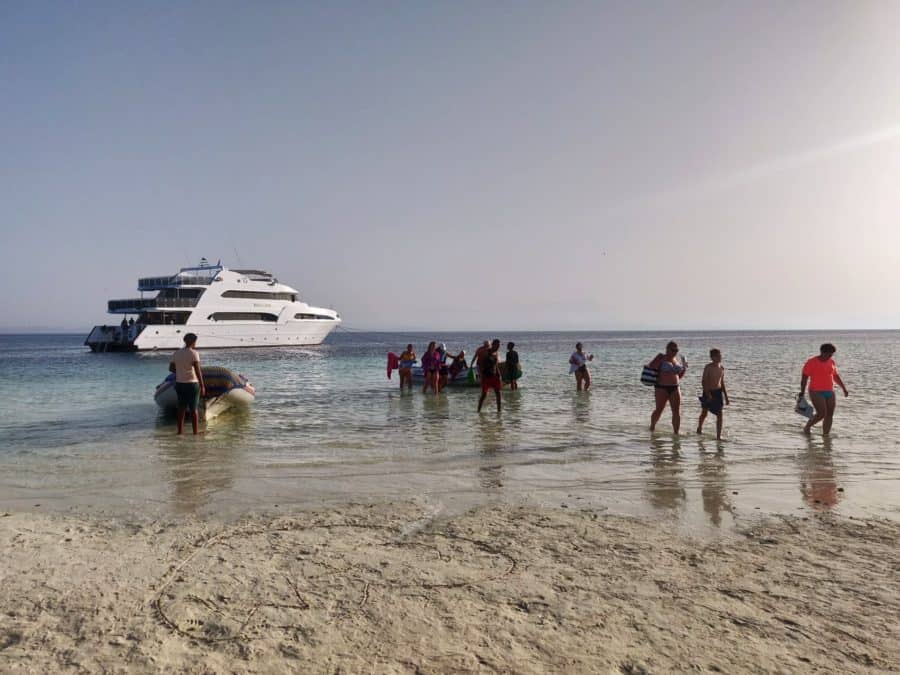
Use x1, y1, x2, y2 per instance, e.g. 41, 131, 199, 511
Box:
233, 247, 244, 268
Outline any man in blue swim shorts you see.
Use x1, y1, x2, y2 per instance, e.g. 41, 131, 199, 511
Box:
697, 348, 730, 440
169, 333, 206, 435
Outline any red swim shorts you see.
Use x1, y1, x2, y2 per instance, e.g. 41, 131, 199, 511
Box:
481, 375, 502, 392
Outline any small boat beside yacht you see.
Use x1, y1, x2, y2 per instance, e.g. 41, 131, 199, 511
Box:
154, 366, 256, 420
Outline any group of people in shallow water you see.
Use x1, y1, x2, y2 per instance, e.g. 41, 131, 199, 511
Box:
393, 339, 850, 440
394, 339, 522, 411
644, 340, 848, 440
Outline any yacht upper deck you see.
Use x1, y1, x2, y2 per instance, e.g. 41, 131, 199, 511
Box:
137, 264, 222, 291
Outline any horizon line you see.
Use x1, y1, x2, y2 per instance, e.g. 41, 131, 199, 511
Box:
2, 327, 899, 336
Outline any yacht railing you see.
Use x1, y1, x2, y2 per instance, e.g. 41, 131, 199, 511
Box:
154, 297, 200, 308
138, 274, 216, 291
108, 299, 156, 312
108, 297, 199, 312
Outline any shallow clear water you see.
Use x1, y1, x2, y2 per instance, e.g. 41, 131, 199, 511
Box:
0, 331, 897, 532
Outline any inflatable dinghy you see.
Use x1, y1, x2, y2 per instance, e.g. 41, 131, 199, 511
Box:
154, 366, 255, 420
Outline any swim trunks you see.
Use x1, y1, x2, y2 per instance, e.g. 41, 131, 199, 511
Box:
811, 390, 834, 400
175, 382, 201, 412
481, 375, 502, 393
699, 388, 724, 415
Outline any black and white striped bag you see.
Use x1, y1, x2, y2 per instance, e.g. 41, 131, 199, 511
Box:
640, 354, 663, 386
640, 365, 658, 386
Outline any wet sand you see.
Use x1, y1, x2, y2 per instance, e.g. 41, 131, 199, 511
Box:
1, 501, 897, 673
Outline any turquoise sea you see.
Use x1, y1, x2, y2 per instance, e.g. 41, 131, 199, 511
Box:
0, 331, 898, 531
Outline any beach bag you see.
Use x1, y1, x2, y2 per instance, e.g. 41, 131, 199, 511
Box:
641, 354, 663, 386
467, 367, 477, 384
795, 395, 814, 419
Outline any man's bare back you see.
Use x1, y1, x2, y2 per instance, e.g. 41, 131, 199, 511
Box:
701, 362, 725, 393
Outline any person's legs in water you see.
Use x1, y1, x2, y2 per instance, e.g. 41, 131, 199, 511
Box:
650, 387, 669, 431
670, 388, 681, 434
697, 406, 708, 434
493, 381, 501, 413
823, 392, 837, 435
477, 387, 488, 412
188, 383, 201, 435
716, 407, 724, 440
176, 405, 186, 435
583, 368, 592, 391
804, 392, 827, 434
175, 382, 200, 435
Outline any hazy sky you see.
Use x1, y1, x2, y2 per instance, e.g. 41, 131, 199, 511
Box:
2, 2, 899, 331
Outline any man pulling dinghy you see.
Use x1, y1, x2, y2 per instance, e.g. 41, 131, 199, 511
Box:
155, 366, 255, 420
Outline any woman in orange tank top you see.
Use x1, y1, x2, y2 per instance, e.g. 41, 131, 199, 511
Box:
799, 343, 849, 435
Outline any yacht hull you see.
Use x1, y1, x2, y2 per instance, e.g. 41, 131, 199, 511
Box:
132, 321, 338, 350
86, 320, 338, 351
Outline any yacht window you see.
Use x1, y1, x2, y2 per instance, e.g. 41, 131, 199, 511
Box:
294, 314, 336, 320
158, 288, 204, 299
221, 290, 295, 301
143, 311, 192, 325
208, 312, 278, 321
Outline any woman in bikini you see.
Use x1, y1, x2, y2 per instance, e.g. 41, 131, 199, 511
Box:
421, 342, 439, 394
398, 343, 416, 392
568, 342, 594, 391
650, 341, 687, 433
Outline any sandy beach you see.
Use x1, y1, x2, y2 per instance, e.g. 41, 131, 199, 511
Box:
1, 501, 897, 674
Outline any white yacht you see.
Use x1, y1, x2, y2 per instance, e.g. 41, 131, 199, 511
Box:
85, 260, 341, 351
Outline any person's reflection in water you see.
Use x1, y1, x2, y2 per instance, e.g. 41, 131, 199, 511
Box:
478, 463, 504, 490
475, 415, 505, 491
420, 393, 450, 453
156, 408, 248, 514
644, 436, 686, 512
386, 389, 417, 439
799, 436, 841, 511
504, 388, 523, 418
697, 439, 732, 527
572, 391, 590, 426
